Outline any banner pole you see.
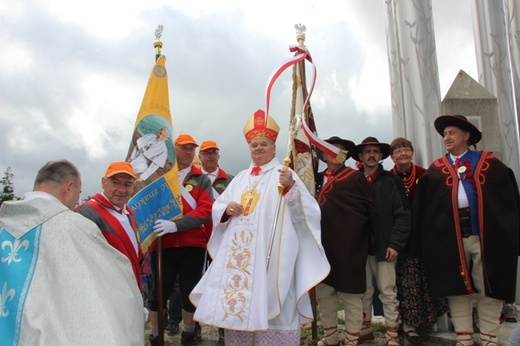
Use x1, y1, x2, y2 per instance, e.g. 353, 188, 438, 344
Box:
153, 26, 165, 346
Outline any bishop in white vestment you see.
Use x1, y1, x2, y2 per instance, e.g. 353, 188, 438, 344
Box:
190, 110, 330, 345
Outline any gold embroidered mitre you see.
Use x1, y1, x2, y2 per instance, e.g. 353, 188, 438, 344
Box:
243, 109, 280, 144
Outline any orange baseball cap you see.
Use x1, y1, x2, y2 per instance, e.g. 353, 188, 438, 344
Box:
199, 140, 219, 152
174, 132, 198, 146
105, 162, 137, 178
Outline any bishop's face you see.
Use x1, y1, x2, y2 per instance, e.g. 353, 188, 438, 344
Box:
249, 137, 276, 166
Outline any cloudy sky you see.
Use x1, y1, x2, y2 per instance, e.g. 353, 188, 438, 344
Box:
0, 0, 477, 200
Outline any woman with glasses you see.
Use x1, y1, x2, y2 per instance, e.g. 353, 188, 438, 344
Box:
389, 137, 449, 345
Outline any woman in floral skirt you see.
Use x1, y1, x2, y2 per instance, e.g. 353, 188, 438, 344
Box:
389, 137, 449, 345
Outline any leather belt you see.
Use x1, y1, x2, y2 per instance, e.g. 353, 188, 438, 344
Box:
459, 207, 472, 237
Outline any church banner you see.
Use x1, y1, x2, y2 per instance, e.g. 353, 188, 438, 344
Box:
289, 42, 319, 196
126, 54, 182, 251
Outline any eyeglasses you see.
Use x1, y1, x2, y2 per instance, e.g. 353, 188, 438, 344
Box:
200, 151, 219, 156
393, 148, 412, 155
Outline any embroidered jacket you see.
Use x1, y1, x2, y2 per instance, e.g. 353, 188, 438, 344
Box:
414, 151, 520, 300
212, 168, 234, 195
317, 166, 378, 293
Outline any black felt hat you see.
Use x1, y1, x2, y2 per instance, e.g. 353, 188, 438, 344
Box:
317, 136, 356, 164
352, 136, 391, 162
434, 115, 482, 145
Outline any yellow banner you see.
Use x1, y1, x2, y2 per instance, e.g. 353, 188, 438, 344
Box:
126, 55, 182, 251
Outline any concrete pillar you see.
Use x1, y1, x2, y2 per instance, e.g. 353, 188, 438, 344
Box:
471, 0, 520, 177
505, 0, 520, 139
504, 0, 520, 317
384, 0, 442, 167
441, 70, 501, 157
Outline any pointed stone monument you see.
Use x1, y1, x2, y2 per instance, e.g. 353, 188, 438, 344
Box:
441, 70, 501, 158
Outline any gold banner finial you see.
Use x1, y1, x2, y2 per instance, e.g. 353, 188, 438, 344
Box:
294, 23, 306, 46
154, 25, 164, 57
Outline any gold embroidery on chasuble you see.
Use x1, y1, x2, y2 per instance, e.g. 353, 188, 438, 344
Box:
222, 229, 254, 322
221, 170, 270, 323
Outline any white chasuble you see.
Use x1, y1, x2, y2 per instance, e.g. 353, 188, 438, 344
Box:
190, 158, 330, 331
0, 197, 144, 346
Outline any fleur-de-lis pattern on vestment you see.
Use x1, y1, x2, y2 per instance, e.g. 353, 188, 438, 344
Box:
0, 282, 15, 317
1, 238, 30, 265
0, 225, 40, 346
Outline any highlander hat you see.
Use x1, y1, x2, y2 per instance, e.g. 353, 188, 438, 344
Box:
317, 136, 356, 164
352, 136, 391, 162
434, 114, 482, 145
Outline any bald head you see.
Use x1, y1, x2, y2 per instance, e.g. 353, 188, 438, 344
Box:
34, 160, 82, 210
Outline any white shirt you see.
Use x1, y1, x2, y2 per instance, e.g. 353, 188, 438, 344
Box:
450, 151, 470, 209
101, 193, 139, 255
202, 167, 219, 184
179, 166, 192, 183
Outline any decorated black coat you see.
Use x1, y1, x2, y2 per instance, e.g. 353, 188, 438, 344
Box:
414, 151, 520, 301
317, 166, 378, 293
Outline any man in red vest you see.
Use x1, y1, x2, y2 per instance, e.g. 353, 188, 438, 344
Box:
76, 161, 143, 288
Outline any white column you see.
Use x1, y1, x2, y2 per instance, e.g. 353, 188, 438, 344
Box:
384, 0, 442, 167
471, 0, 520, 176
384, 0, 406, 138
506, 0, 520, 312
505, 0, 520, 162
